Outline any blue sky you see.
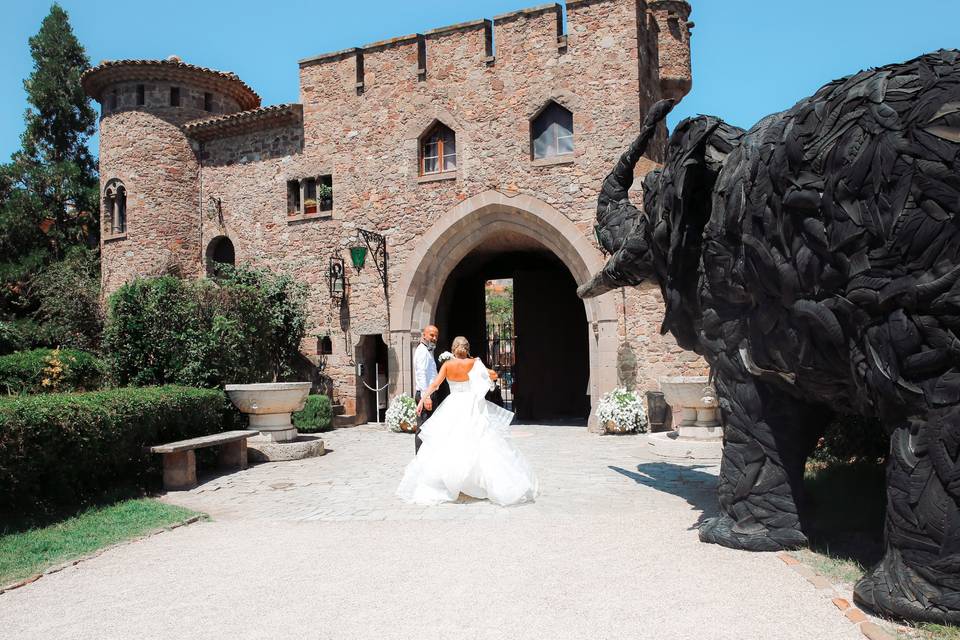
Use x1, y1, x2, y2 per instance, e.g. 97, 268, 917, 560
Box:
2, 0, 959, 161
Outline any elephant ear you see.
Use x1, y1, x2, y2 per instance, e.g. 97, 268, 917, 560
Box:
651, 116, 744, 348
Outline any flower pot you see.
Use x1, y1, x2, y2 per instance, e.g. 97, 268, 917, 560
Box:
320, 198, 333, 211
304, 204, 318, 215
604, 420, 633, 435
399, 420, 415, 433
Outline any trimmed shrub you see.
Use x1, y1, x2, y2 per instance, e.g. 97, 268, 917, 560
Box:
0, 386, 225, 514
103, 267, 307, 388
0, 348, 105, 395
293, 394, 332, 433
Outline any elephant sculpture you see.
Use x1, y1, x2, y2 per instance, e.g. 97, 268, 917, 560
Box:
579, 50, 960, 623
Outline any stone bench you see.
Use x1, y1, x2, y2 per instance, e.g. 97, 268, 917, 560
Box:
150, 431, 258, 491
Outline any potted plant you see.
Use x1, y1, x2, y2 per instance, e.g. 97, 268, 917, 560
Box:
304, 198, 318, 215
386, 393, 417, 433
317, 183, 333, 211
597, 387, 648, 434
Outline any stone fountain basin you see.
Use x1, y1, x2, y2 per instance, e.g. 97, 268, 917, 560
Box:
224, 382, 311, 414
659, 376, 713, 407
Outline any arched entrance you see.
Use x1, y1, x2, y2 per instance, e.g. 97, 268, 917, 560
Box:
390, 191, 619, 430
436, 236, 590, 422
205, 235, 235, 275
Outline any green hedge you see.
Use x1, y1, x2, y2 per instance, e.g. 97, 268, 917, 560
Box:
293, 394, 332, 433
0, 348, 105, 395
0, 386, 225, 514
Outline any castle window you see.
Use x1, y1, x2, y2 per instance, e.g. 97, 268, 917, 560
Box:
420, 123, 456, 175
531, 101, 574, 160
204, 92, 213, 112
287, 180, 301, 215
104, 179, 127, 235
170, 86, 180, 107
303, 177, 318, 214
136, 84, 145, 106
288, 175, 333, 216
318, 175, 333, 212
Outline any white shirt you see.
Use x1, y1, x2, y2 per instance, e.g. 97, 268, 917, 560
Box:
414, 342, 439, 394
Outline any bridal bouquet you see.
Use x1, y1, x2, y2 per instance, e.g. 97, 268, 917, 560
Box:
386, 394, 417, 433
597, 387, 648, 434
437, 351, 454, 363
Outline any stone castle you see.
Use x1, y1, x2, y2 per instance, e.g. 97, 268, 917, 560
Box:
82, 0, 705, 428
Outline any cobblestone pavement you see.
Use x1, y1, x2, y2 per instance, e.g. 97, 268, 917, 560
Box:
0, 424, 863, 640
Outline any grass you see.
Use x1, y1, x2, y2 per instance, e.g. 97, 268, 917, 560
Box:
0, 498, 200, 586
899, 624, 960, 640
798, 459, 886, 587
796, 461, 960, 639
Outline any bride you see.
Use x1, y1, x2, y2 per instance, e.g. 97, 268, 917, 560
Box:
396, 336, 539, 506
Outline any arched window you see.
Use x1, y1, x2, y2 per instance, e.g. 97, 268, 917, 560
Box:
205, 236, 236, 276
531, 102, 574, 160
104, 179, 127, 235
419, 122, 456, 175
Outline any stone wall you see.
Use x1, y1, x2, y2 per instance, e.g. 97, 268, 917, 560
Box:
98, 108, 202, 293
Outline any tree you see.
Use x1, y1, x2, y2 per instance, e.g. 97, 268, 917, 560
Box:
0, 3, 99, 329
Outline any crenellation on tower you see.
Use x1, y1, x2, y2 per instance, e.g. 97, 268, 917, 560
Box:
647, 0, 693, 101
492, 3, 564, 68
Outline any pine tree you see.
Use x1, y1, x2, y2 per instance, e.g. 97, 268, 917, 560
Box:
0, 3, 99, 320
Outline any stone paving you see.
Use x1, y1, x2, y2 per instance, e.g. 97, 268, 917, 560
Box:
162, 423, 721, 524
0, 424, 865, 640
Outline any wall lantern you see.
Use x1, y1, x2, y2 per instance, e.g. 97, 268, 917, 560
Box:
329, 256, 345, 299
349, 245, 368, 272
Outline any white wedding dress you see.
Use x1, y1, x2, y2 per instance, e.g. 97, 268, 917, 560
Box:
396, 359, 539, 506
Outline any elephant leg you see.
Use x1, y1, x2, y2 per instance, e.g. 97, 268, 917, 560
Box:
700, 374, 826, 551
854, 407, 960, 624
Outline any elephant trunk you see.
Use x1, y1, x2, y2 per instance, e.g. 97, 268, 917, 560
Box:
582, 99, 674, 298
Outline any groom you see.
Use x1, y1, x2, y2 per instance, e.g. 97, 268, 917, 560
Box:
413, 324, 439, 454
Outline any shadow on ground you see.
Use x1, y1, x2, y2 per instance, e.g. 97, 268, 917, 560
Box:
610, 462, 721, 530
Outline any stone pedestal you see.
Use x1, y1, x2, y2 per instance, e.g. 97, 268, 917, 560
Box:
659, 376, 722, 441
225, 382, 312, 443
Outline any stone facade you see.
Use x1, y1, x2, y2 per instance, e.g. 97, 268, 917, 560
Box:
82, 0, 706, 429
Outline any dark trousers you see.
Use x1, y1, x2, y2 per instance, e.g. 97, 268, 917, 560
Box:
415, 391, 432, 454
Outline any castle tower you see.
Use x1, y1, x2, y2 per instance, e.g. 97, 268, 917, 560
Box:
648, 0, 693, 101
81, 56, 261, 292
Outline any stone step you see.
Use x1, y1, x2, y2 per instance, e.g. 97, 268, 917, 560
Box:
333, 413, 358, 428
331, 403, 345, 416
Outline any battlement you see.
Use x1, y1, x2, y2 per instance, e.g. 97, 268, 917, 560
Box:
297, 0, 688, 97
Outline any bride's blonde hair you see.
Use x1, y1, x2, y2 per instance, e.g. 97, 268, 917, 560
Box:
452, 336, 470, 359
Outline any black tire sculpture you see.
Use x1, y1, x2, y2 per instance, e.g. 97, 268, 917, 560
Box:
579, 50, 960, 624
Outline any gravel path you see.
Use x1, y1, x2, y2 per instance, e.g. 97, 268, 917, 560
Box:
0, 424, 862, 640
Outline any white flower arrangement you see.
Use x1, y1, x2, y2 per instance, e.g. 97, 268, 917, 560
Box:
385, 393, 417, 433
437, 351, 454, 363
596, 387, 648, 434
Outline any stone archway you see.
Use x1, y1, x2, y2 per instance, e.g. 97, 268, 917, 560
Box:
389, 190, 618, 430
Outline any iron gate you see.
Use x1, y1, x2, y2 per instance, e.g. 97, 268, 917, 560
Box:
486, 322, 516, 410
